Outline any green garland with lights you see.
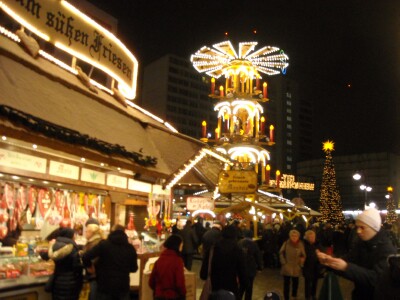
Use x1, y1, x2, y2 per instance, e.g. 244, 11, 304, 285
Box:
319, 141, 345, 225
0, 105, 157, 167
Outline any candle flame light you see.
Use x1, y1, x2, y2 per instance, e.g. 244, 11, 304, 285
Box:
276, 170, 281, 188
260, 116, 265, 135
202, 121, 207, 138
263, 82, 268, 98
265, 164, 271, 185
269, 125, 274, 142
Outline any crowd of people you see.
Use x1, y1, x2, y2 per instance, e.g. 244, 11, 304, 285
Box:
39, 218, 138, 300
171, 210, 399, 300
2, 208, 399, 300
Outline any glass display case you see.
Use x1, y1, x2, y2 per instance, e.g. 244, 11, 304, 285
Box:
0, 252, 54, 290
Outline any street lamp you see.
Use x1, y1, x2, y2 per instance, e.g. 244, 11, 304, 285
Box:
353, 172, 362, 181
360, 184, 372, 209
353, 172, 372, 209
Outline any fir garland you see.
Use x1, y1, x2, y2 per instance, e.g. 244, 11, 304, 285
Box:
0, 105, 157, 167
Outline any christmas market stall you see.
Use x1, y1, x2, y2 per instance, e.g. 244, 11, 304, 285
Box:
0, 1, 222, 297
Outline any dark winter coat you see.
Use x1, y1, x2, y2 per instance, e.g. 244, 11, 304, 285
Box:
374, 254, 400, 299
200, 236, 247, 297
82, 229, 138, 295
179, 224, 198, 255
149, 249, 186, 299
238, 237, 263, 278
50, 236, 83, 300
339, 229, 397, 300
302, 240, 323, 279
201, 227, 222, 257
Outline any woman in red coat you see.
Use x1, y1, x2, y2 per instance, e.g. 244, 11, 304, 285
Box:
149, 234, 186, 300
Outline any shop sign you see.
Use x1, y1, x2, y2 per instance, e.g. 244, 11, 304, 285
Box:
0, 149, 46, 173
186, 197, 214, 211
128, 178, 151, 193
49, 160, 79, 179
107, 174, 127, 189
1, 0, 138, 99
218, 170, 257, 193
270, 174, 315, 191
81, 168, 106, 184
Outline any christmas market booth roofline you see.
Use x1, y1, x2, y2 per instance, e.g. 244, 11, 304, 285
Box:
0, 32, 228, 186
192, 189, 321, 218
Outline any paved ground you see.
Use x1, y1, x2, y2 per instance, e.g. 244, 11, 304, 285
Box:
192, 259, 354, 300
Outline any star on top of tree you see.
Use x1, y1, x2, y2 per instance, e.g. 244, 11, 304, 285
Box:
322, 140, 335, 153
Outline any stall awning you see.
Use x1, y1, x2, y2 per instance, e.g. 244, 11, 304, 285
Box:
0, 35, 206, 180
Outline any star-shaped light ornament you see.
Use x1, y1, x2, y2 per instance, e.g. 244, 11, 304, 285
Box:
322, 140, 335, 153
190, 41, 289, 79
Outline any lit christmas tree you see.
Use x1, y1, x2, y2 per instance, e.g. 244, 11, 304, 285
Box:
385, 186, 398, 224
319, 141, 345, 225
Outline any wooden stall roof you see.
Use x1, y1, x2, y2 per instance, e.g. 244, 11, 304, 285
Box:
0, 35, 206, 180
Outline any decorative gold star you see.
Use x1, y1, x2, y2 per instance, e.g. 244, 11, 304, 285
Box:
322, 140, 335, 152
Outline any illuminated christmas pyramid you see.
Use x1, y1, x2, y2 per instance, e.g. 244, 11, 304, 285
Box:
191, 40, 289, 189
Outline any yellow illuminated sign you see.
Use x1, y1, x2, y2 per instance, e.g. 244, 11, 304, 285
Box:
218, 170, 257, 193
1, 0, 138, 99
270, 174, 315, 191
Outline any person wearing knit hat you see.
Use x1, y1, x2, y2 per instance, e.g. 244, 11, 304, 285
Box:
316, 207, 397, 300
356, 207, 381, 235
149, 234, 186, 299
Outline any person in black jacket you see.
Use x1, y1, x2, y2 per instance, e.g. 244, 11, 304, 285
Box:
179, 219, 198, 270
46, 227, 83, 300
374, 254, 400, 299
82, 224, 138, 300
303, 230, 323, 300
201, 221, 222, 258
317, 208, 397, 300
238, 229, 263, 300
200, 225, 247, 299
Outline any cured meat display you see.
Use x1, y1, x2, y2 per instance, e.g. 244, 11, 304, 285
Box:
0, 181, 107, 234
3, 183, 14, 210
28, 186, 37, 215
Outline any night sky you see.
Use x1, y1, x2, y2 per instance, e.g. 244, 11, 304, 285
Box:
88, 0, 400, 159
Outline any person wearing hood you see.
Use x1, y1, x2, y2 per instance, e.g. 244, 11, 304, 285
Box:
82, 224, 138, 300
149, 234, 186, 300
317, 208, 397, 300
46, 227, 83, 300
